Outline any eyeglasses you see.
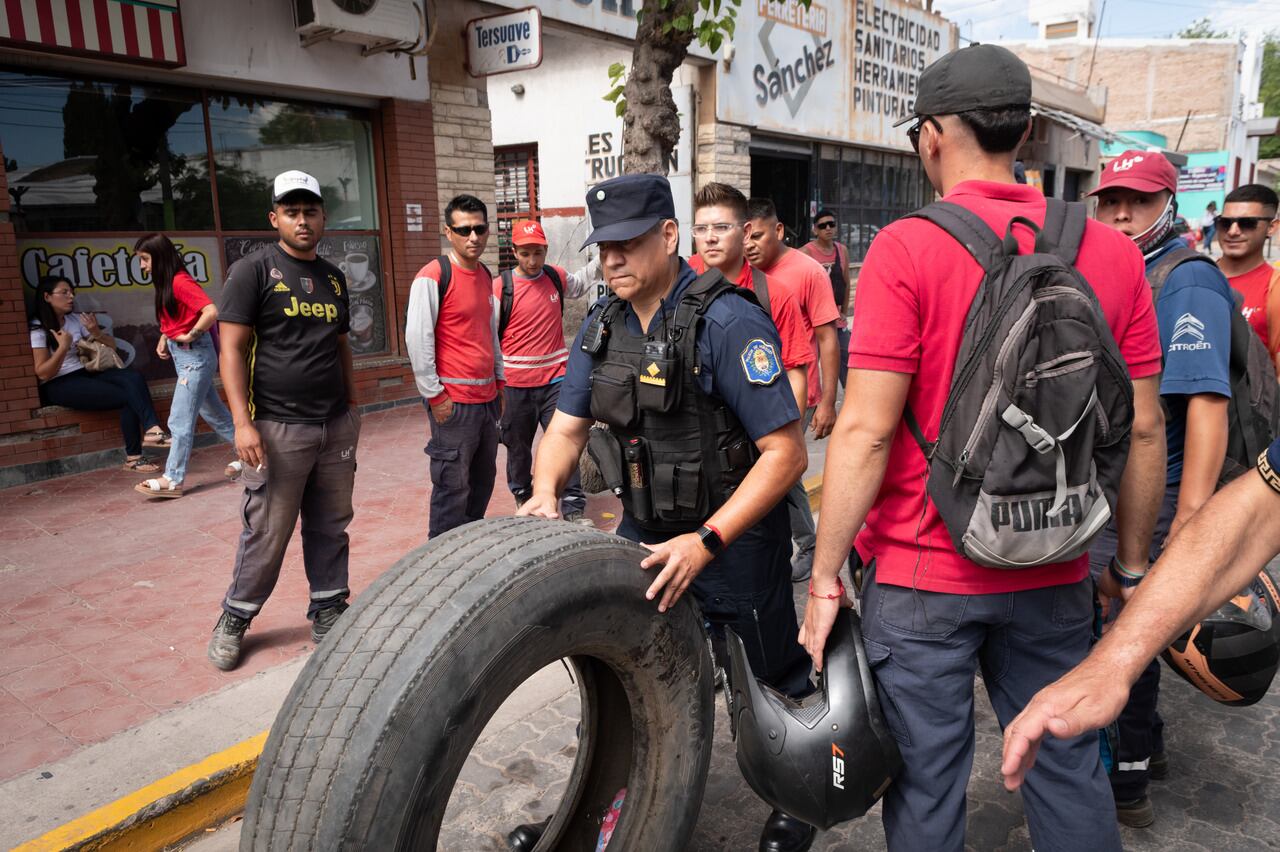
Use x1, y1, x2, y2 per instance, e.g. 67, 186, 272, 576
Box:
691, 222, 742, 237
1215, 215, 1275, 232
447, 224, 489, 237
815, 221, 836, 229
907, 116, 942, 153
50, 289, 74, 297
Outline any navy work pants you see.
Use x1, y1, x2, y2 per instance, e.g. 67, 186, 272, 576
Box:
1088, 484, 1178, 801
861, 565, 1121, 852
425, 398, 499, 538
617, 503, 811, 699
499, 382, 585, 515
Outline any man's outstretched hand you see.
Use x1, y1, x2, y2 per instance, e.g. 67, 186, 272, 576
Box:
1000, 658, 1132, 791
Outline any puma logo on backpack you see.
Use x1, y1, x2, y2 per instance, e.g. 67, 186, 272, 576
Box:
904, 199, 1134, 569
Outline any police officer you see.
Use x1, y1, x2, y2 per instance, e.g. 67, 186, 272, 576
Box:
516, 174, 817, 852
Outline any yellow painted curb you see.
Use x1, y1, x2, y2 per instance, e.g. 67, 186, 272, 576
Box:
805, 473, 822, 513
14, 731, 268, 852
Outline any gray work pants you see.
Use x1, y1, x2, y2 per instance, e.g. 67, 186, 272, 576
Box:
222, 409, 359, 621
785, 406, 817, 555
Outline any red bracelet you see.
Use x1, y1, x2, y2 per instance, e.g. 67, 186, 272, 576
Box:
809, 577, 845, 600
704, 522, 723, 541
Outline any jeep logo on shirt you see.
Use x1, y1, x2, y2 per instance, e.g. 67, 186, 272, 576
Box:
283, 296, 339, 323
991, 495, 1084, 532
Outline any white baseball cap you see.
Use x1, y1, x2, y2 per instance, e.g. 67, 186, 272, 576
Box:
272, 170, 323, 203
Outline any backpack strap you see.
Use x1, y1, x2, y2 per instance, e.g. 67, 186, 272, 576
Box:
750, 266, 771, 318
498, 269, 516, 339
1147, 244, 1214, 306
907, 202, 1006, 272
435, 255, 452, 311
543, 265, 564, 315
1037, 199, 1087, 266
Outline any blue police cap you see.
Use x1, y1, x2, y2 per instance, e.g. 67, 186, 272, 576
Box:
581, 173, 677, 250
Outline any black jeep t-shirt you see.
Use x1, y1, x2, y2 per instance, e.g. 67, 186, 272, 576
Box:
218, 243, 350, 423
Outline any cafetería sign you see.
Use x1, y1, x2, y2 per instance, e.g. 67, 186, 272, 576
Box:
466, 7, 543, 77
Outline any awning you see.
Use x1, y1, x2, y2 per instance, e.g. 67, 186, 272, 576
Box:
0, 0, 185, 67
1030, 102, 1188, 165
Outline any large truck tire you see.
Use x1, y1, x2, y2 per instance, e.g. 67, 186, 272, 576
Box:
241, 517, 715, 851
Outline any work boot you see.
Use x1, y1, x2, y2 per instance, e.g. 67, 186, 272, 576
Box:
759, 809, 816, 852
514, 489, 532, 509
1115, 796, 1155, 828
562, 510, 594, 527
311, 603, 349, 643
1149, 751, 1169, 780
790, 548, 814, 583
207, 611, 251, 671
507, 816, 550, 851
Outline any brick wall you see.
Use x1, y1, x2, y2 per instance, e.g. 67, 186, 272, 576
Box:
696, 122, 752, 194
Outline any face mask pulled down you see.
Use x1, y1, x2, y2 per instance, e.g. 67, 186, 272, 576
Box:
1134, 195, 1177, 259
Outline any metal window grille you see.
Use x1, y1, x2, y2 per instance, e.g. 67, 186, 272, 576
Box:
494, 144, 539, 268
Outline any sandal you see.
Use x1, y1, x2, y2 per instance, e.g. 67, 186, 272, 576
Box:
225, 460, 244, 481
142, 428, 172, 448
123, 456, 160, 472
134, 477, 182, 498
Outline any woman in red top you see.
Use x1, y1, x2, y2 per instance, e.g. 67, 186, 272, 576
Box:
133, 234, 238, 498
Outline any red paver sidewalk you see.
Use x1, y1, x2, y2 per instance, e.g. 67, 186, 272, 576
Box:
0, 403, 620, 782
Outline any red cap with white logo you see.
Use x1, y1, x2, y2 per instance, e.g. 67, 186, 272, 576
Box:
1089, 149, 1178, 196
511, 219, 547, 246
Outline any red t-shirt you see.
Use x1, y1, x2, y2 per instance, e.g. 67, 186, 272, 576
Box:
496, 265, 570, 388
759, 248, 841, 407
689, 256, 815, 370
415, 258, 499, 404
800, 240, 849, 330
1228, 262, 1280, 358
849, 181, 1162, 595
159, 271, 212, 339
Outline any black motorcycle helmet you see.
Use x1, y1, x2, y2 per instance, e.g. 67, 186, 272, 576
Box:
1161, 565, 1280, 706
726, 608, 902, 830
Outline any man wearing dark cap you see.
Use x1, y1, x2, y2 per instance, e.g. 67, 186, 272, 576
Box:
515, 173, 816, 852
798, 46, 1166, 850
1091, 149, 1235, 826
210, 170, 360, 671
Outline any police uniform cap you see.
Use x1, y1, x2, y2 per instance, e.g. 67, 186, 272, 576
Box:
581, 173, 677, 250
893, 43, 1032, 127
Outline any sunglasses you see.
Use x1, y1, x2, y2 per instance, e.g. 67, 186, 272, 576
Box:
815, 221, 836, 229
907, 116, 942, 153
447, 224, 489, 237
1214, 215, 1275, 232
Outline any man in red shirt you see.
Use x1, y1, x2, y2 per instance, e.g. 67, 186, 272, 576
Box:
406, 194, 504, 538
798, 45, 1166, 852
690, 182, 812, 414
1217, 184, 1280, 376
745, 198, 841, 581
800, 209, 852, 389
495, 219, 597, 522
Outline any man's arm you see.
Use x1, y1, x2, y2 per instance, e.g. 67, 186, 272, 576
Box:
799, 367, 912, 670
786, 366, 807, 416
337, 334, 357, 406
811, 322, 840, 438
1103, 375, 1166, 594
218, 321, 265, 470
1001, 466, 1280, 790
1169, 393, 1229, 541
640, 420, 807, 612
518, 411, 593, 519
565, 258, 601, 300
405, 274, 447, 411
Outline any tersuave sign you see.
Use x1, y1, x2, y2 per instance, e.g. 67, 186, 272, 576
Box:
466, 7, 543, 77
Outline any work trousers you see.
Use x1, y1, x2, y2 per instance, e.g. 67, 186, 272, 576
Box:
499, 382, 585, 515
222, 410, 359, 621
861, 564, 1121, 852
40, 367, 160, 456
425, 398, 499, 538
1087, 484, 1178, 801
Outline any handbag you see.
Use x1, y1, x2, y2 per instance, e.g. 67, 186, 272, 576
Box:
75, 336, 124, 372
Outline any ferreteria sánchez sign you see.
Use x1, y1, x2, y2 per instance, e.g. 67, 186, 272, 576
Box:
466, 7, 543, 77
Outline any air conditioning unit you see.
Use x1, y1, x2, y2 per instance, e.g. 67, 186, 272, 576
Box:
295, 0, 421, 52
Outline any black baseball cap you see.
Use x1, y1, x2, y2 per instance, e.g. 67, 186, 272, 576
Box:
892, 44, 1032, 127
581, 173, 677, 249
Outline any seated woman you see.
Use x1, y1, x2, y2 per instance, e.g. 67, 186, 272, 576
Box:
28, 275, 169, 472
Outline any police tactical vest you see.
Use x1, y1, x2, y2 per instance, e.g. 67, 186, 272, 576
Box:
584, 270, 761, 534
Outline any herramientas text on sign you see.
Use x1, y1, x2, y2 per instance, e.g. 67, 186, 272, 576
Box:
853, 1, 944, 120
475, 19, 532, 48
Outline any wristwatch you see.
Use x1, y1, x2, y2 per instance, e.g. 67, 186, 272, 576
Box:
697, 524, 725, 557
1108, 557, 1145, 588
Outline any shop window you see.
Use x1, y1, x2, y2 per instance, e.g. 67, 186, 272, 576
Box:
1, 70, 210, 232
494, 145, 539, 268
811, 146, 930, 263
208, 97, 378, 231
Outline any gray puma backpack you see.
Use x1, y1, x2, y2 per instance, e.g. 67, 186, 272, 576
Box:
904, 199, 1134, 569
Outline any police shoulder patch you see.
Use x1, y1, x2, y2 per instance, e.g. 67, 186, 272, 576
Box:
740, 338, 781, 386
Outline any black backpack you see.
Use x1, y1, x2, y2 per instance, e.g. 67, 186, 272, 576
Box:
498, 266, 563, 339
1147, 246, 1279, 484
904, 199, 1133, 569
434, 254, 493, 311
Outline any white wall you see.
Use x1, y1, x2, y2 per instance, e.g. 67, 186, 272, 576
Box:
488, 32, 699, 280
180, 0, 429, 103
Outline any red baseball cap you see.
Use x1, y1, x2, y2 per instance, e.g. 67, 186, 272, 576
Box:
1089, 150, 1178, 196
511, 219, 547, 246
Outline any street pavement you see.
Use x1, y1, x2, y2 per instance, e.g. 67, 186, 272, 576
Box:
2, 400, 1278, 850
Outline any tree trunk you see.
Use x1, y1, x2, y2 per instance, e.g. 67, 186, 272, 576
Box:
622, 0, 697, 176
